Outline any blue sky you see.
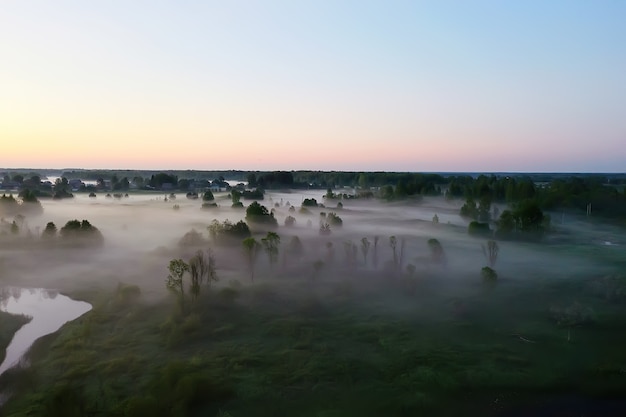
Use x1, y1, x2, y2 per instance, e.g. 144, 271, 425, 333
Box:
1, 1, 624, 171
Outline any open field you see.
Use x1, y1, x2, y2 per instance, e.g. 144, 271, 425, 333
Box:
1, 190, 625, 416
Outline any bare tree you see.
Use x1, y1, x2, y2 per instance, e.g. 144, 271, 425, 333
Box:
373, 236, 380, 269
481, 240, 499, 268
325, 241, 335, 264
360, 237, 371, 266
189, 249, 218, 302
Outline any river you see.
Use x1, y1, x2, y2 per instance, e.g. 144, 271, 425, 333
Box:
0, 287, 92, 376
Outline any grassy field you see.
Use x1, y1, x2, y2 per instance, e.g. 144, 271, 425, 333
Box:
1, 259, 625, 417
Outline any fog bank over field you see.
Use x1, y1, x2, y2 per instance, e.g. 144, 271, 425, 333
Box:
2, 189, 620, 301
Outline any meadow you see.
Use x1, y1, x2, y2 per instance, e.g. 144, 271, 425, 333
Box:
0, 189, 625, 416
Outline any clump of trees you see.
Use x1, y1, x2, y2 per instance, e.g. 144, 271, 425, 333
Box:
207, 220, 251, 244
0, 192, 43, 217
495, 200, 549, 241
166, 250, 218, 314
245, 201, 277, 227
58, 220, 104, 246
302, 198, 318, 207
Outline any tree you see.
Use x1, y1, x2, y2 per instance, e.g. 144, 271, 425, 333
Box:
482, 240, 499, 268
460, 197, 478, 219
42, 222, 57, 239
261, 232, 280, 269
287, 236, 304, 260
284, 215, 296, 227
373, 236, 380, 269
389, 236, 398, 270
427, 238, 446, 266
202, 191, 215, 201
325, 241, 335, 264
405, 264, 417, 295
327, 212, 343, 227
166, 259, 189, 313
242, 237, 260, 281
398, 237, 406, 270
312, 260, 324, 280
360, 237, 371, 266
188, 249, 218, 301
343, 240, 358, 266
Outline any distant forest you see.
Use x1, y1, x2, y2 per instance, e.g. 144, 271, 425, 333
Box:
2, 169, 626, 223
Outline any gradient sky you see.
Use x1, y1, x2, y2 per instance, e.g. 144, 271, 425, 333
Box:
1, 1, 624, 172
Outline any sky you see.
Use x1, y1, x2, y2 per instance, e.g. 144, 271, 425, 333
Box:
1, 1, 624, 172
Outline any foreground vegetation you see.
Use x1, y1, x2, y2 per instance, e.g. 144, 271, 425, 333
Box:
2, 259, 626, 416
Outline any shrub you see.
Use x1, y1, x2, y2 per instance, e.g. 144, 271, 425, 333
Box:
481, 266, 497, 283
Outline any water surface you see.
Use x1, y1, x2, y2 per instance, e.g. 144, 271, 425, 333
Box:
0, 287, 91, 375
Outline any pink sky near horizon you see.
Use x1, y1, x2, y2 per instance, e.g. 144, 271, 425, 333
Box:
1, 1, 624, 173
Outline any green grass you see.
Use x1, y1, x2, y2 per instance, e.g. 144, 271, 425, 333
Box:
0, 311, 31, 365
1, 266, 626, 417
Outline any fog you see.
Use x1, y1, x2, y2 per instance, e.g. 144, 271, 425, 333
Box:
1, 189, 620, 304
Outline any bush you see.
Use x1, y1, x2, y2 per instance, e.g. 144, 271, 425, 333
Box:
481, 266, 497, 283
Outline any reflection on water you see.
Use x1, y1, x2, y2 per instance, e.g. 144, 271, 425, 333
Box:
0, 287, 91, 375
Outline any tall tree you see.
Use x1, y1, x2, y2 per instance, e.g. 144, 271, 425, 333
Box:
166, 259, 189, 313
372, 236, 380, 269
261, 232, 281, 269
188, 249, 218, 302
360, 237, 371, 266
389, 236, 398, 270
482, 240, 499, 268
242, 237, 260, 281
